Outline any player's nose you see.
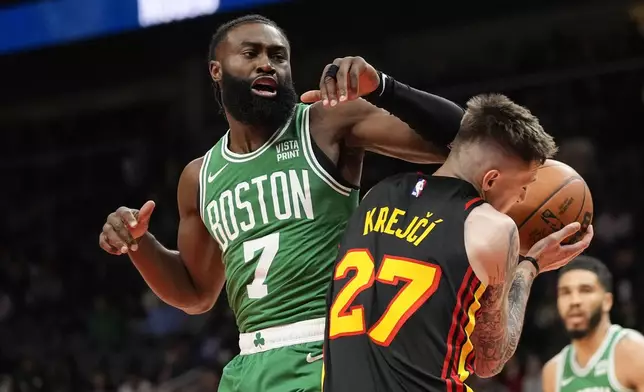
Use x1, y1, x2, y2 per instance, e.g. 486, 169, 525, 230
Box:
255, 61, 276, 75
568, 292, 583, 306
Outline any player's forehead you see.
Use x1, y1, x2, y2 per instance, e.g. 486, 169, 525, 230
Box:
225, 23, 288, 50
558, 269, 600, 289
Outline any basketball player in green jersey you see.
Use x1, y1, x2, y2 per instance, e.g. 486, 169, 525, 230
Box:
98, 14, 465, 392
542, 256, 644, 392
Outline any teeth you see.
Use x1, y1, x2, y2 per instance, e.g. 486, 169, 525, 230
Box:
253, 85, 275, 92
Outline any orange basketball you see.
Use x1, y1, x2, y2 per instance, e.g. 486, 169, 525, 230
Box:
507, 159, 594, 255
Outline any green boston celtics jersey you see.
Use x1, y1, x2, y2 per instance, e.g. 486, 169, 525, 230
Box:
198, 103, 359, 333
556, 324, 635, 392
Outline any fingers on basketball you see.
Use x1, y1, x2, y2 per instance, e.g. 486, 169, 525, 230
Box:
506, 160, 594, 256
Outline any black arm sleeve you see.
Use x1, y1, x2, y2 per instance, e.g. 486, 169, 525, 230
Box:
363, 71, 464, 148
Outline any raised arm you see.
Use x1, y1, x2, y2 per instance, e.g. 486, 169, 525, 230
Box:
465, 205, 593, 377
304, 56, 464, 163
465, 206, 536, 377
99, 158, 225, 314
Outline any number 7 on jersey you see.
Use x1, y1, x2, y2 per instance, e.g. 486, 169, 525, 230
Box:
243, 232, 280, 299
329, 249, 442, 346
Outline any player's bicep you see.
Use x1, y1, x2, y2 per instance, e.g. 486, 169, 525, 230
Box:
465, 205, 519, 287
177, 159, 226, 309
312, 99, 447, 163
466, 207, 519, 376
177, 212, 225, 300
345, 100, 447, 163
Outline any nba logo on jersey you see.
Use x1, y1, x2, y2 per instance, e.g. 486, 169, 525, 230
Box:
411, 179, 427, 198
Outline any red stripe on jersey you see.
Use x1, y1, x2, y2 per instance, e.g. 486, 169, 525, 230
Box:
443, 268, 481, 392
441, 268, 475, 392
452, 274, 477, 392
465, 277, 483, 373
464, 197, 483, 211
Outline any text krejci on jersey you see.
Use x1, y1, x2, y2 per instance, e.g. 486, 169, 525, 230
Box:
363, 206, 443, 246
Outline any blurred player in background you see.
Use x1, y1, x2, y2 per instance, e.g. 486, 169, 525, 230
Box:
99, 14, 466, 392
542, 256, 644, 392
322, 94, 593, 392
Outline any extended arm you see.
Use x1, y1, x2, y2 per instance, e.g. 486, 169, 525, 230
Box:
311, 97, 459, 164
307, 57, 463, 163
466, 208, 537, 377
129, 159, 225, 314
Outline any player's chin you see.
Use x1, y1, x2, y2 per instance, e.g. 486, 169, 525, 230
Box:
565, 323, 589, 337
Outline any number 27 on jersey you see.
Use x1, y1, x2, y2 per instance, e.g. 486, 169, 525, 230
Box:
328, 249, 442, 346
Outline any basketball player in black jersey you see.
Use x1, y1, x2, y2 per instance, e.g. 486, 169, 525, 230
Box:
322, 94, 594, 392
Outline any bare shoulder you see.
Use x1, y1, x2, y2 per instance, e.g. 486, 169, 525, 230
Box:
182, 157, 204, 178
614, 329, 644, 389
541, 355, 559, 376
616, 329, 644, 365
464, 204, 518, 285
465, 203, 516, 240
177, 157, 205, 215
541, 355, 560, 392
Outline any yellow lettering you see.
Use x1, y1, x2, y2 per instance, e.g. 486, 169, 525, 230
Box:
395, 217, 418, 239
414, 218, 444, 246
373, 207, 389, 233
363, 208, 377, 235
406, 218, 428, 243
384, 208, 405, 235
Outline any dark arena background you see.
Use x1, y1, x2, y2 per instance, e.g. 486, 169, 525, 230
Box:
1, 0, 643, 390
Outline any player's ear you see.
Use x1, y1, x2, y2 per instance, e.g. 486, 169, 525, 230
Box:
210, 60, 222, 82
481, 170, 500, 192
602, 291, 613, 313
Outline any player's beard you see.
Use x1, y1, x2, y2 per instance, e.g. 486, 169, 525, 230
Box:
220, 71, 297, 131
565, 304, 603, 340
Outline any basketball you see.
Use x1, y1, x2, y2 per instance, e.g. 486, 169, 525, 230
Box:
507, 159, 594, 255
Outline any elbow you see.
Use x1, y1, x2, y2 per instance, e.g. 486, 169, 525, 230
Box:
182, 304, 212, 315
474, 360, 505, 379
180, 295, 216, 315
165, 290, 217, 315
475, 368, 503, 379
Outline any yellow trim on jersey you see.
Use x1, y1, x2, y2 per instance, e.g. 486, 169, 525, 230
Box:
321, 361, 325, 391
457, 283, 487, 382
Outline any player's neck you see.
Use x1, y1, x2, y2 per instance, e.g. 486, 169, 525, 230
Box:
226, 115, 277, 154
434, 161, 484, 197
571, 318, 612, 366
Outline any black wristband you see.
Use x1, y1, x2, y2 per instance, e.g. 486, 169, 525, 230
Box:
520, 255, 540, 274
363, 71, 389, 103
362, 71, 464, 148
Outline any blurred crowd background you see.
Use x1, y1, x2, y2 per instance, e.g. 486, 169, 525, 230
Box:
1, 0, 644, 390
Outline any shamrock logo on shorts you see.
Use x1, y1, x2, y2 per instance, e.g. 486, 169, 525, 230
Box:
253, 332, 265, 348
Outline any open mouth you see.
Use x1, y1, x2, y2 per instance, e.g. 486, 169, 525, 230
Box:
251, 76, 278, 97
566, 313, 585, 322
